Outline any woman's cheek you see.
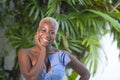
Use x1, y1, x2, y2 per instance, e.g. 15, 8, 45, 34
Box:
51, 38, 55, 43
38, 35, 42, 43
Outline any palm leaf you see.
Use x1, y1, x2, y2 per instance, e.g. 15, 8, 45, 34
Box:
88, 9, 120, 32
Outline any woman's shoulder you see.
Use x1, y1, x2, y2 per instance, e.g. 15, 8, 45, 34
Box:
51, 49, 67, 55
58, 49, 70, 54
52, 49, 70, 59
18, 48, 31, 57
56, 50, 71, 66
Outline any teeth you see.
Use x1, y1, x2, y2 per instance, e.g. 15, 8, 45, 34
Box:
43, 38, 49, 42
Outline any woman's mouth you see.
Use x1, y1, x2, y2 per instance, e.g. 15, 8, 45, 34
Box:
39, 36, 52, 46
43, 38, 50, 42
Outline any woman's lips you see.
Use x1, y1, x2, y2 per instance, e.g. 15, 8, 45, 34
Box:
43, 38, 50, 42
39, 36, 51, 45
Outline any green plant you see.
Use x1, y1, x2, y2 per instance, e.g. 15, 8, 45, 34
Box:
0, 48, 9, 80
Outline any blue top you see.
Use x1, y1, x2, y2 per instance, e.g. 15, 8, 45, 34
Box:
38, 50, 71, 80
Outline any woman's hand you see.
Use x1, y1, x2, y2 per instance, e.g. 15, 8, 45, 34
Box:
34, 32, 46, 51
18, 33, 47, 79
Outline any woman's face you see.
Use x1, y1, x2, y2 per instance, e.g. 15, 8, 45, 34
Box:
37, 22, 56, 47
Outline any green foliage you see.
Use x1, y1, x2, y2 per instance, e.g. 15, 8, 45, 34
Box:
67, 70, 78, 80
0, 0, 6, 3
0, 0, 120, 79
0, 48, 8, 80
5, 23, 35, 48
88, 9, 120, 32
0, 70, 7, 80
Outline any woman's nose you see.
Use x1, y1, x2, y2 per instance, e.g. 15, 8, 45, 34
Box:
45, 32, 50, 40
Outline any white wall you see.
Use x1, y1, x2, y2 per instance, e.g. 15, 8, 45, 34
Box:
91, 33, 120, 80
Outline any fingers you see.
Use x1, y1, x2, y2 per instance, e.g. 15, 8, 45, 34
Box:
34, 33, 46, 53
34, 33, 43, 48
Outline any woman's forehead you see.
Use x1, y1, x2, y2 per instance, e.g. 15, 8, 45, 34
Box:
38, 19, 58, 33
39, 22, 56, 30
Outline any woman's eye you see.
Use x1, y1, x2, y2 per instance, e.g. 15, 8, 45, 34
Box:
51, 32, 55, 35
41, 30, 46, 32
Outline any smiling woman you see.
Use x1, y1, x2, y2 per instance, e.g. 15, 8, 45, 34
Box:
37, 17, 58, 47
18, 17, 90, 80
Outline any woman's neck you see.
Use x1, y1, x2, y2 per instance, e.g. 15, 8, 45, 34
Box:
46, 45, 54, 54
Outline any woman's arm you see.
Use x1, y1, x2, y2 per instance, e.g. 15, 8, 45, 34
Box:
18, 47, 46, 80
18, 34, 46, 80
66, 51, 90, 80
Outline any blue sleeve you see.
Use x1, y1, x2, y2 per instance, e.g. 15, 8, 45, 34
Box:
59, 51, 71, 66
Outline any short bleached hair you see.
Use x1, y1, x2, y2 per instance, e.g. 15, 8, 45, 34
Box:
38, 17, 59, 34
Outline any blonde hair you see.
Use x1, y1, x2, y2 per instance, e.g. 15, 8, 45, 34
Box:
38, 17, 59, 34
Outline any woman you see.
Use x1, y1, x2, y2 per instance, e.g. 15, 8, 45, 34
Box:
18, 17, 90, 80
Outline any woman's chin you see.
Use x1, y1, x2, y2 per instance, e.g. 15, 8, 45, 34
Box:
41, 43, 50, 47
